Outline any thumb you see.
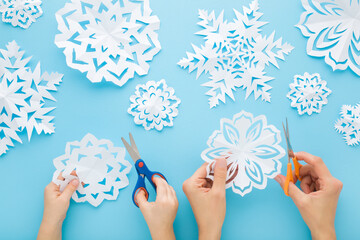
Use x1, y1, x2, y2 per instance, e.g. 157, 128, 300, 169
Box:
61, 179, 79, 201
212, 158, 228, 191
136, 189, 149, 209
275, 175, 305, 205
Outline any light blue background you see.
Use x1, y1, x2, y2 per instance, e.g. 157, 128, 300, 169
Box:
0, 0, 359, 239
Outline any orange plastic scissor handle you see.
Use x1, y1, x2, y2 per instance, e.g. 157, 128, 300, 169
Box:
284, 162, 293, 196
293, 156, 302, 181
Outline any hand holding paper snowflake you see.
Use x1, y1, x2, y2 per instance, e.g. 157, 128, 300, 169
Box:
55, 0, 161, 86
0, 0, 42, 28
178, 0, 293, 108
335, 104, 360, 146
0, 41, 62, 156
128, 79, 181, 131
201, 111, 285, 196
287, 73, 331, 115
52, 134, 132, 207
297, 0, 360, 76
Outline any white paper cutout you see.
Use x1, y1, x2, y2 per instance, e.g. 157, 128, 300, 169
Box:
128, 79, 181, 131
297, 0, 360, 76
0, 41, 63, 156
287, 72, 332, 115
0, 0, 43, 29
178, 0, 294, 108
201, 111, 285, 196
54, 0, 161, 86
335, 104, 360, 146
52, 133, 132, 207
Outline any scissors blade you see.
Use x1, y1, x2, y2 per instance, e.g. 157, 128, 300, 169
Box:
129, 133, 140, 156
121, 137, 141, 163
282, 119, 294, 159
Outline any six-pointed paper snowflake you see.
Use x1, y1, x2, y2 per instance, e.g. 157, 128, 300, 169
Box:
52, 133, 132, 207
201, 111, 285, 196
287, 72, 332, 115
128, 79, 181, 131
178, 0, 294, 108
0, 0, 43, 29
0, 41, 63, 156
335, 104, 360, 146
55, 0, 161, 86
297, 0, 360, 76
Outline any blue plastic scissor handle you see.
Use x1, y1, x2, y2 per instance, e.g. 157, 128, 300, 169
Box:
132, 159, 167, 207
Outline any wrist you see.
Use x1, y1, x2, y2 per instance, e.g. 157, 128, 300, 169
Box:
199, 227, 221, 240
150, 226, 175, 240
311, 227, 336, 240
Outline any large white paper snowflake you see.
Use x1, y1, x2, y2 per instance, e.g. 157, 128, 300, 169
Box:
55, 0, 161, 86
335, 104, 360, 146
52, 133, 132, 207
128, 79, 181, 131
178, 0, 293, 108
297, 0, 360, 76
287, 72, 332, 115
201, 111, 285, 196
0, 41, 63, 156
0, 0, 43, 29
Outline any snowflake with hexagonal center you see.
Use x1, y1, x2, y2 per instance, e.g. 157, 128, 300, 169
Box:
0, 0, 43, 29
55, 0, 161, 86
287, 72, 332, 115
52, 133, 132, 207
0, 41, 63, 156
128, 79, 181, 131
178, 0, 293, 108
335, 104, 360, 146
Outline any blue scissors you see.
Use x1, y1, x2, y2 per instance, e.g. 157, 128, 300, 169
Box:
121, 133, 167, 207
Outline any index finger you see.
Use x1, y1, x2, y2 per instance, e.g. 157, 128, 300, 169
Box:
191, 162, 208, 180
295, 152, 331, 178
153, 177, 169, 200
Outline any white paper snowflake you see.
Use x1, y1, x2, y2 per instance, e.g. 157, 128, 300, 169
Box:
287, 72, 332, 115
128, 79, 181, 131
297, 0, 360, 76
0, 0, 43, 29
335, 104, 360, 146
201, 111, 285, 196
178, 0, 293, 108
54, 0, 161, 86
0, 41, 63, 156
52, 133, 132, 207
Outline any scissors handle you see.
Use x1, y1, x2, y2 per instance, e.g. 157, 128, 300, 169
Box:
132, 159, 167, 207
293, 156, 302, 181
284, 162, 293, 196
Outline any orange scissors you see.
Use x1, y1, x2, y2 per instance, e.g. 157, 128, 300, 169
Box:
282, 118, 302, 196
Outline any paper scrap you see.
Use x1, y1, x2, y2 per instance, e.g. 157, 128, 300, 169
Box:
297, 0, 360, 76
0, 41, 62, 156
128, 79, 181, 131
335, 103, 360, 146
201, 111, 285, 196
55, 0, 161, 86
52, 133, 132, 207
287, 72, 331, 115
178, 0, 293, 108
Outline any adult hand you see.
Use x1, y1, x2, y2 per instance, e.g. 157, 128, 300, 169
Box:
182, 158, 227, 240
275, 152, 343, 240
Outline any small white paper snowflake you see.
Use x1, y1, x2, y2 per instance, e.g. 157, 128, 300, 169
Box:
0, 0, 43, 29
0, 41, 63, 156
52, 133, 132, 207
55, 0, 161, 86
297, 0, 360, 76
287, 72, 332, 115
128, 79, 181, 131
201, 111, 285, 196
178, 0, 293, 108
335, 104, 360, 146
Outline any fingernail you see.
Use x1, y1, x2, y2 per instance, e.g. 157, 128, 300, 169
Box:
216, 158, 227, 169
71, 179, 79, 186
274, 176, 280, 184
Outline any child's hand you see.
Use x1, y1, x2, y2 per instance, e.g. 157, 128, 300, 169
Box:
182, 158, 227, 240
37, 176, 79, 240
136, 178, 178, 240
275, 152, 343, 240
